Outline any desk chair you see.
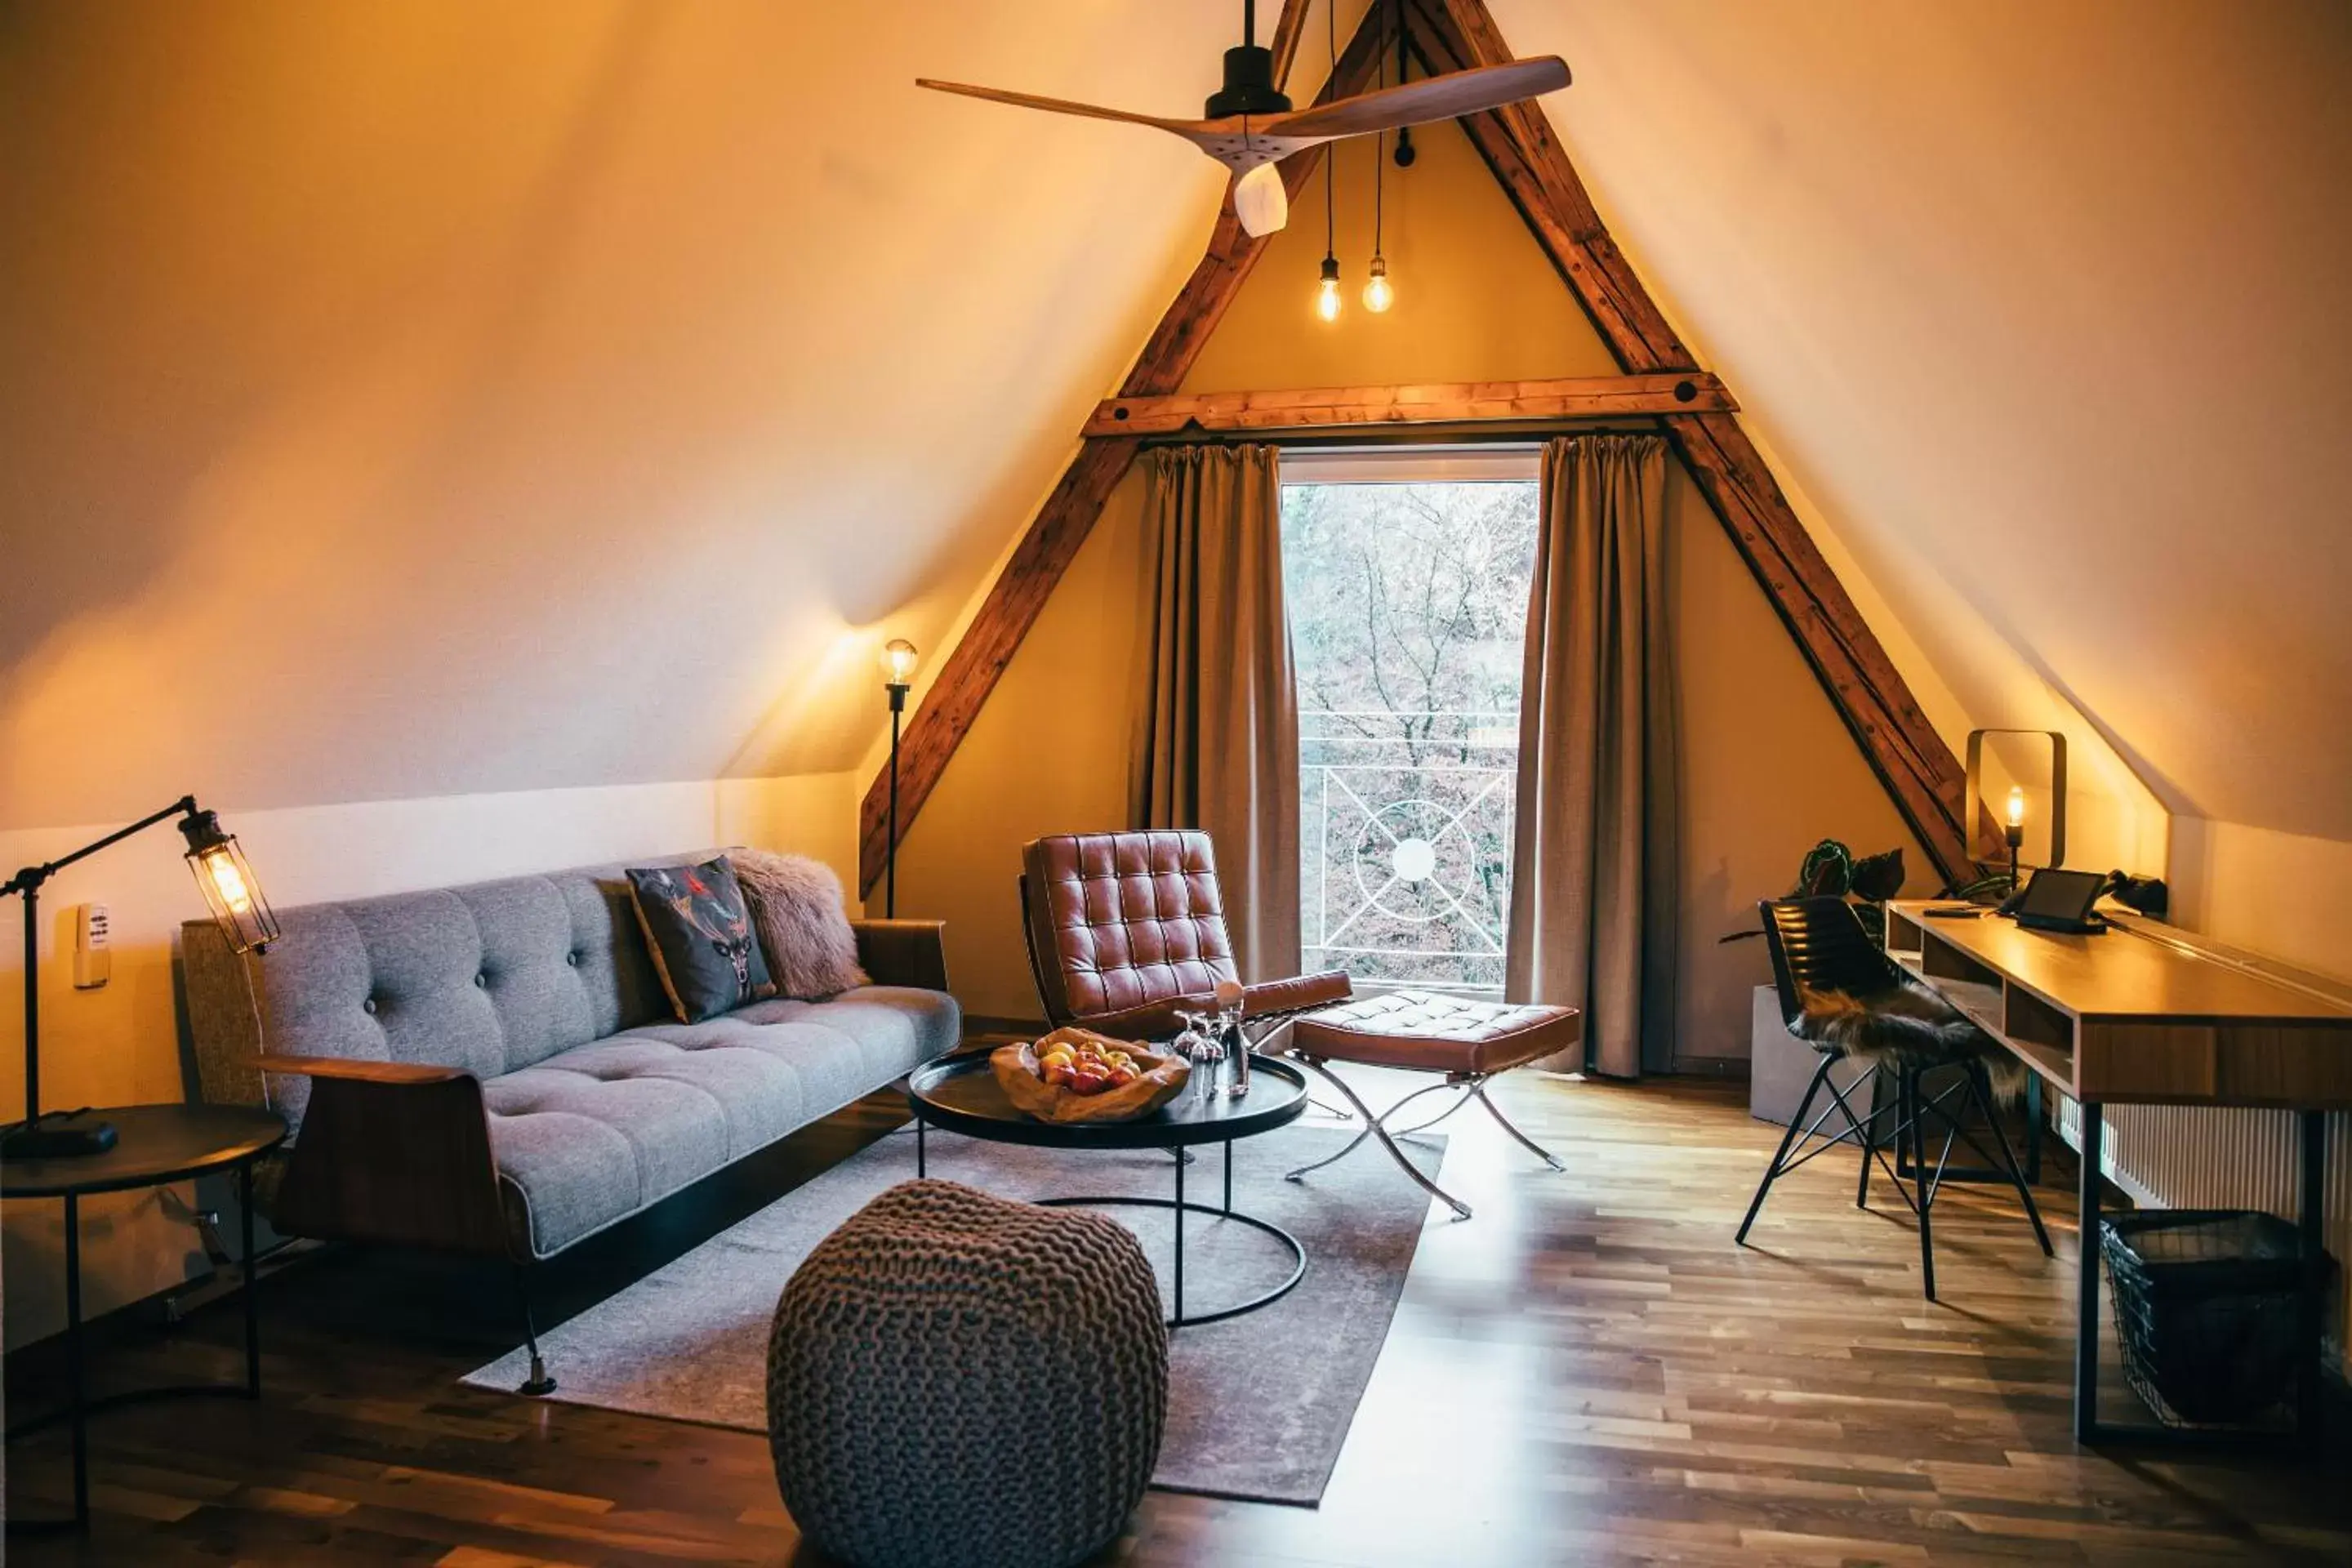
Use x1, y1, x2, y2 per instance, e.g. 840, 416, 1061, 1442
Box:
1737, 897, 2051, 1298
1018, 831, 1579, 1220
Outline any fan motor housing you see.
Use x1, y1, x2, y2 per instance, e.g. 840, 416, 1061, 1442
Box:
1205, 45, 1292, 118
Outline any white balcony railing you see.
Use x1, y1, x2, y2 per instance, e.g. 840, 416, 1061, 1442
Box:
1299, 710, 1518, 995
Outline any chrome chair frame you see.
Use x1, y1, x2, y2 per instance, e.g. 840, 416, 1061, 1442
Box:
1280, 1055, 1564, 1223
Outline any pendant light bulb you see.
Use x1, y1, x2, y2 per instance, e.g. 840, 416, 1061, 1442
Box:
1362, 254, 1394, 313
1315, 255, 1343, 323
1233, 163, 1289, 238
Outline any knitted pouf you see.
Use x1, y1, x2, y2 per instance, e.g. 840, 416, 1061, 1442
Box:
767, 1178, 1169, 1568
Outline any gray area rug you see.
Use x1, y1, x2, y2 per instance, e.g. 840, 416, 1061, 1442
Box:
466, 1121, 1444, 1506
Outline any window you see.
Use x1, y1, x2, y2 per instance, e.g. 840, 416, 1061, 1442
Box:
1281, 448, 1542, 995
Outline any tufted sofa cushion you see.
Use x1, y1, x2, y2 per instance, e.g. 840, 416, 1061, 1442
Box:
1022, 831, 1240, 1026
483, 987, 960, 1257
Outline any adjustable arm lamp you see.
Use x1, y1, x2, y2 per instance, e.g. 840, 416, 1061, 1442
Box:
2, 796, 278, 1161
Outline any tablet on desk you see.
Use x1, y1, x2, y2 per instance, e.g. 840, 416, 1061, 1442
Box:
2011, 867, 2109, 933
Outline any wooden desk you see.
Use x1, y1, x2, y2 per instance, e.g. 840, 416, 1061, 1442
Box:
1885, 901, 2352, 1443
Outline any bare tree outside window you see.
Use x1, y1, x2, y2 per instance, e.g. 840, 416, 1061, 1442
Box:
1283, 479, 1540, 993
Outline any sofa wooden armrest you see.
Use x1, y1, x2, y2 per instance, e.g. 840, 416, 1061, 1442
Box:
243, 1056, 511, 1258
250, 1053, 469, 1086
852, 919, 950, 993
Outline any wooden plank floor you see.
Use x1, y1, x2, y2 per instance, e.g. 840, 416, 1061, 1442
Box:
7, 1072, 2348, 1566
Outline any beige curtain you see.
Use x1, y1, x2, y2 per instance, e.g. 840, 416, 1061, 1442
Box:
1130, 443, 1302, 982
1507, 434, 1679, 1076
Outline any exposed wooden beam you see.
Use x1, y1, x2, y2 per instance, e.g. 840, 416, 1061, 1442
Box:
1405, 0, 1693, 375
1085, 372, 1735, 437
858, 2, 1398, 896
1268, 0, 1313, 95
1409, 0, 1978, 884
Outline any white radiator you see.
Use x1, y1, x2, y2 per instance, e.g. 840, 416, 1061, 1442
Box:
2056, 1098, 2352, 1365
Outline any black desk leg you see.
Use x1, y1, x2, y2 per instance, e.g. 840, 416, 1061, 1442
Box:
2300, 1109, 2327, 1439
242, 1161, 261, 1400
65, 1191, 88, 1530
2074, 1102, 2103, 1445
1223, 1138, 1233, 1216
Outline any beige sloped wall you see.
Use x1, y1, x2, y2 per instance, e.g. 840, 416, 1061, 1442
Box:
885, 115, 1929, 1057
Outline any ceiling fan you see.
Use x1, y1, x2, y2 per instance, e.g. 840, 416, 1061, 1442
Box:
917, 0, 1569, 238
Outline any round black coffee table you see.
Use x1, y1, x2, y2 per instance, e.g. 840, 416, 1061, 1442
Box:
906, 1054, 1310, 1327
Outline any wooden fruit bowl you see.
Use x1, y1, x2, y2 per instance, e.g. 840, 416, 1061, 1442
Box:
991, 1027, 1190, 1125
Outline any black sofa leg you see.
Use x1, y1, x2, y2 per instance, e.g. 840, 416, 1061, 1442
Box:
514, 1263, 557, 1396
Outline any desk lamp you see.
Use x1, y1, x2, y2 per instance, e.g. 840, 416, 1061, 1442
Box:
2004, 787, 2026, 895
2, 798, 278, 1160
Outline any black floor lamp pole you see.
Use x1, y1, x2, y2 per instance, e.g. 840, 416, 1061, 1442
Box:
886, 683, 907, 920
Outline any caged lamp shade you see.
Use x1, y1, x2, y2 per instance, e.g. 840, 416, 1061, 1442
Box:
180, 809, 278, 955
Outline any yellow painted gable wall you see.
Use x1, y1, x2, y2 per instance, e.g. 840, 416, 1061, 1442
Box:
885, 115, 1928, 1067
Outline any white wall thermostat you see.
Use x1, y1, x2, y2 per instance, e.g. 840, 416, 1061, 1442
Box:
73, 902, 112, 989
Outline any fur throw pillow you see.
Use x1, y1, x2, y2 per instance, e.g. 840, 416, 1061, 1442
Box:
728, 850, 870, 1000
1794, 975, 2028, 1102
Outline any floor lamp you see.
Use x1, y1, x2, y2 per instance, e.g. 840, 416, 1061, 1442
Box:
880, 639, 918, 919
2, 797, 280, 1160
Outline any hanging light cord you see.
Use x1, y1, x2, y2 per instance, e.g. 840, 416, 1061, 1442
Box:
1323, 0, 1337, 259
1372, 0, 1386, 253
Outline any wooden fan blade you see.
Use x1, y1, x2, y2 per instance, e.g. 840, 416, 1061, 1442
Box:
915, 79, 1195, 134
1267, 57, 1570, 140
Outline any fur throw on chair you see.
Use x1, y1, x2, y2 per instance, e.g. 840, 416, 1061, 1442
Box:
1793, 976, 2028, 1102
728, 850, 870, 1000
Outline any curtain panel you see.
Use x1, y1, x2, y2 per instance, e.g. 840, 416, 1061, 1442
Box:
1506, 434, 1680, 1076
1129, 443, 1303, 982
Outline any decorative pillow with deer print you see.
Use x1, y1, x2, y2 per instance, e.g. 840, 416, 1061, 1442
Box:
626, 857, 777, 1022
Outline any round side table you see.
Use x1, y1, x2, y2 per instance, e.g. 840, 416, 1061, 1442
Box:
3, 1102, 286, 1535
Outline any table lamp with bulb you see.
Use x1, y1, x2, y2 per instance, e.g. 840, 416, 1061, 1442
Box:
2, 798, 278, 1160
2005, 786, 2027, 896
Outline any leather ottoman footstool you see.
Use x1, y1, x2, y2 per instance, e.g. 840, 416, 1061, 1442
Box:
1282, 989, 1582, 1220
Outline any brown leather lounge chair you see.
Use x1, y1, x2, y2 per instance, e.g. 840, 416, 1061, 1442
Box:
1018, 830, 1581, 1219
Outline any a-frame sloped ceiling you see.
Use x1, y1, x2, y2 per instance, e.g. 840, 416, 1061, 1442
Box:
1487, 0, 2352, 940
6, 0, 2349, 943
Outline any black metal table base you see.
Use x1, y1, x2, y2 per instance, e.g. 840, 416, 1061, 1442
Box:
6, 1160, 265, 1535
920, 1120, 1305, 1328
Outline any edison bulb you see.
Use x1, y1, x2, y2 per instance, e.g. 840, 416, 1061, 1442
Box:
2006, 785, 2026, 829
203, 851, 254, 915
1315, 256, 1343, 323
1362, 256, 1394, 313
880, 638, 919, 686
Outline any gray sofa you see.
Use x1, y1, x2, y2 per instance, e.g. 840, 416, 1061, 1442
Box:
181, 850, 959, 1389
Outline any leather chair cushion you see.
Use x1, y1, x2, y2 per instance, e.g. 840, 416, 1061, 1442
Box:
1293, 991, 1583, 1076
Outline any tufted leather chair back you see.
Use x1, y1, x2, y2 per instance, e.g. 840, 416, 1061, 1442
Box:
1020, 831, 1241, 1031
